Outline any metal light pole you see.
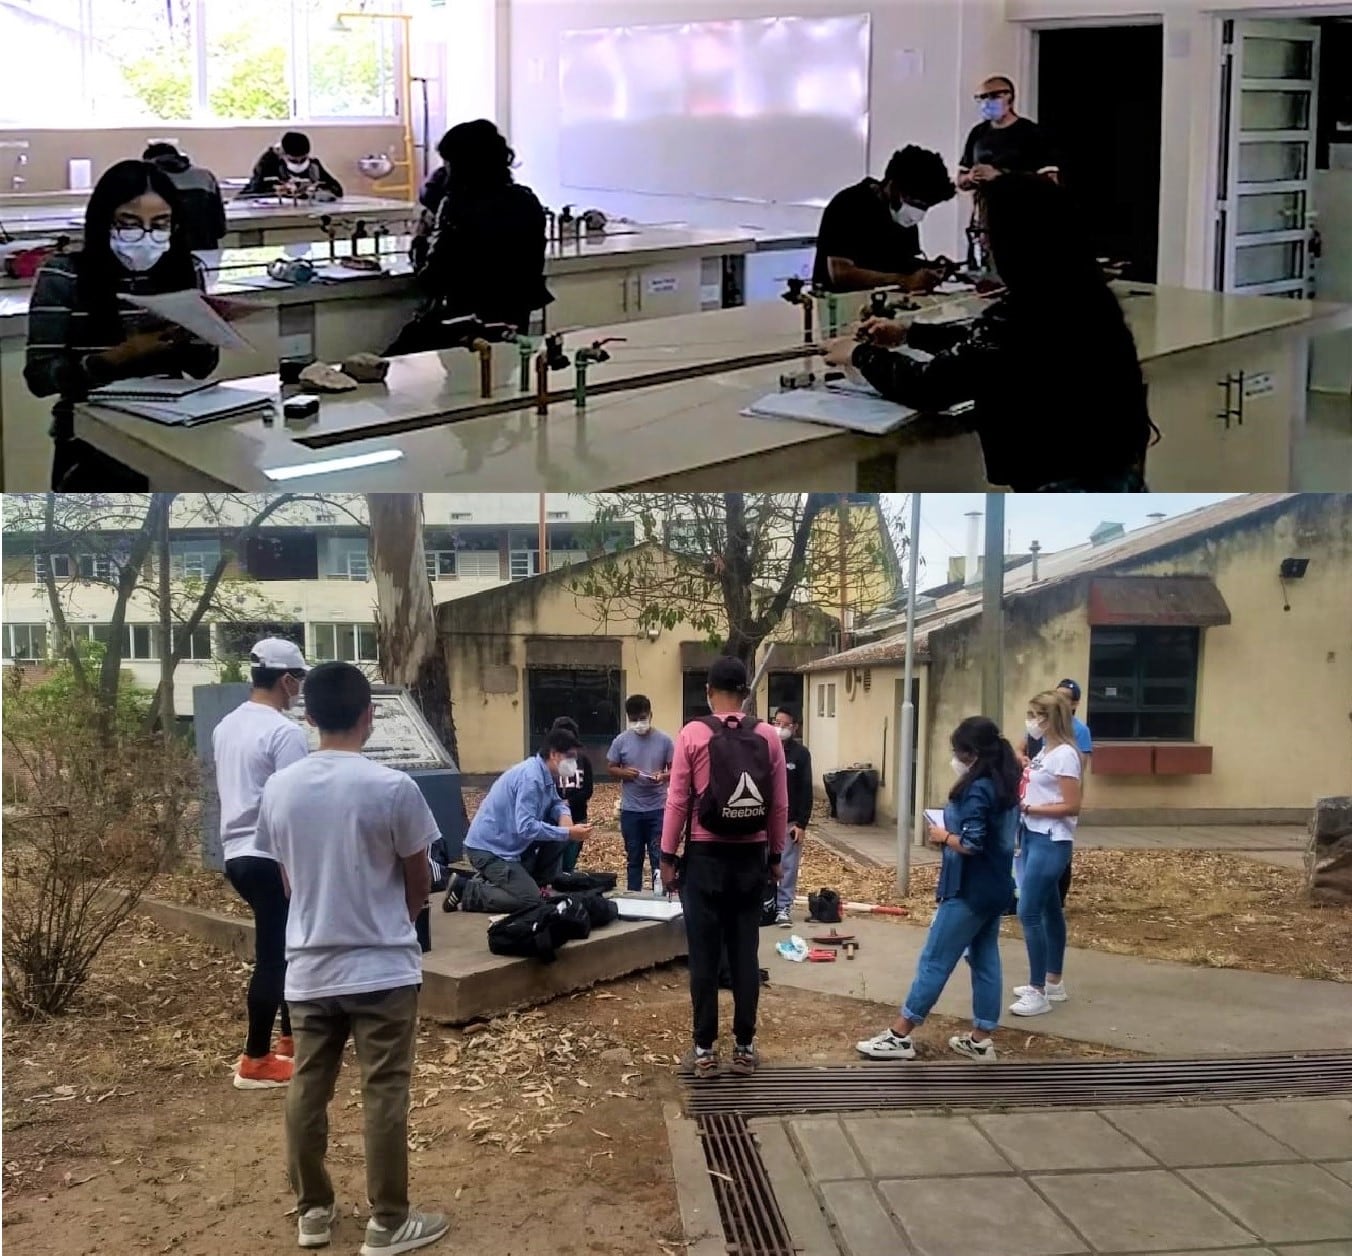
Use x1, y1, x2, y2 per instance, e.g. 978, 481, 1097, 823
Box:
981, 493, 1006, 723
896, 493, 921, 894
742, 642, 777, 716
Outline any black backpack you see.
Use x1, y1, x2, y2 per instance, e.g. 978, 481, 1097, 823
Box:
486, 897, 592, 963
560, 890, 620, 929
696, 714, 773, 838
808, 888, 843, 924
550, 870, 619, 894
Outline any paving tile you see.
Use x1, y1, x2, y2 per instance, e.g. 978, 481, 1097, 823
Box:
749, 1119, 839, 1256
820, 1180, 912, 1256
1322, 1160, 1352, 1185
1101, 1105, 1301, 1167
843, 1114, 1013, 1178
789, 1117, 866, 1181
974, 1110, 1158, 1171
1231, 1100, 1352, 1160
1277, 1244, 1352, 1256
1182, 1164, 1352, 1244
1032, 1169, 1255, 1253
879, 1176, 1086, 1256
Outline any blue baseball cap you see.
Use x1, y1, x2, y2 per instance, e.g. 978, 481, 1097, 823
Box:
1056, 679, 1081, 702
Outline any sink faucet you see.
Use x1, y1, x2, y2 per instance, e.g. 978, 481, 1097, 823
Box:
350, 219, 368, 255
573, 338, 625, 410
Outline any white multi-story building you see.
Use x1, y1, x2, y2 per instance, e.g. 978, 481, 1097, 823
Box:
1, 493, 634, 713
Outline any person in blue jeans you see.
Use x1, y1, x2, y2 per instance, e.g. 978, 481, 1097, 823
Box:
606, 695, 675, 892
1010, 690, 1083, 1016
857, 716, 1019, 1062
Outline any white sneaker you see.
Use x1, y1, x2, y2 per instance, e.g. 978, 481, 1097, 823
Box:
948, 1034, 996, 1062
298, 1203, 337, 1248
1013, 982, 1068, 1002
359, 1209, 449, 1255
774, 909, 792, 927
1009, 990, 1053, 1016
855, 1030, 916, 1060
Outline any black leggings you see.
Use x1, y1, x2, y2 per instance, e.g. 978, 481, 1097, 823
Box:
225, 856, 292, 1058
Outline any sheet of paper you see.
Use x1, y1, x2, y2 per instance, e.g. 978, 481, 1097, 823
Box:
313, 265, 385, 282
924, 809, 944, 830
121, 290, 251, 350
612, 898, 684, 922
934, 280, 977, 295
743, 389, 918, 436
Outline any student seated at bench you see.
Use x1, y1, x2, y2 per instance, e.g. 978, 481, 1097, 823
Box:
238, 131, 343, 200
445, 728, 593, 914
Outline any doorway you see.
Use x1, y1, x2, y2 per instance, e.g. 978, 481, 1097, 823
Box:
526, 666, 622, 760
1036, 24, 1164, 282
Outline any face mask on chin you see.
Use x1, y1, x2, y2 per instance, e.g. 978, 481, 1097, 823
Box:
109, 234, 170, 273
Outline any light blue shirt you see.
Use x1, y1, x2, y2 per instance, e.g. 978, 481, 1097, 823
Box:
465, 755, 571, 861
1072, 716, 1093, 754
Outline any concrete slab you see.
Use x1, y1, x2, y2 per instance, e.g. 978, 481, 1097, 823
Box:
1323, 1160, 1352, 1184
135, 895, 688, 1024
1229, 1100, 1352, 1160
1181, 1164, 1352, 1244
1277, 1245, 1352, 1256
843, 1114, 1014, 1178
790, 1117, 867, 1182
974, 1111, 1158, 1171
878, 1176, 1085, 1256
1101, 1104, 1303, 1167
748, 1119, 839, 1256
767, 916, 1352, 1054
1031, 1169, 1256, 1253
820, 1180, 913, 1256
663, 1104, 725, 1256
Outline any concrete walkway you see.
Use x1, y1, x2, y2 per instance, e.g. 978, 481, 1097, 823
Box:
753, 1097, 1352, 1256
766, 917, 1351, 1055
818, 821, 1309, 872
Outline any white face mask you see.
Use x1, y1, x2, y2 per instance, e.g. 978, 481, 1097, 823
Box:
284, 158, 311, 174
557, 756, 579, 780
776, 724, 793, 741
628, 719, 651, 735
109, 233, 170, 273
1025, 719, 1044, 741
951, 756, 968, 777
892, 203, 926, 229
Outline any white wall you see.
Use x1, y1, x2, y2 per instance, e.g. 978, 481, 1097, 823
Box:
507, 0, 1016, 258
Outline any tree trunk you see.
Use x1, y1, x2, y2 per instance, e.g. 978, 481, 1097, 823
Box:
366, 494, 459, 763
156, 495, 176, 729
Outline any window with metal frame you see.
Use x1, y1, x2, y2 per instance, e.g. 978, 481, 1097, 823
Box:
509, 550, 539, 581
310, 622, 379, 664
1087, 626, 1200, 741
3, 623, 48, 661
173, 624, 214, 661
126, 624, 162, 661
425, 550, 458, 580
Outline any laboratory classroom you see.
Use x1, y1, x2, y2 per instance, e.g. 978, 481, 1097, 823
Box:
1, 0, 1350, 494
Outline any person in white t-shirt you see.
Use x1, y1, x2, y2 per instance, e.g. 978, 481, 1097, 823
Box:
211, 637, 311, 1091
1009, 689, 1082, 1018
255, 661, 449, 1256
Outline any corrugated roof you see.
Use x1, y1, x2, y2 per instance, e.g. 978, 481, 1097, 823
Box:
802, 494, 1299, 672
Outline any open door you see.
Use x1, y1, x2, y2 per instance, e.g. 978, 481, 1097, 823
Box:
1216, 19, 1321, 297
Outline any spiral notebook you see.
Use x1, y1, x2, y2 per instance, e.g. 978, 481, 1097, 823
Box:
91, 384, 274, 427
89, 378, 217, 402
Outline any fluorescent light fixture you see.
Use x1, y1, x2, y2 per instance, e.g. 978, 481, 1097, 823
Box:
263, 449, 404, 481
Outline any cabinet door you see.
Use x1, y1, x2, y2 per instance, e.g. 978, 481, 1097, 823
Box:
1214, 342, 1296, 490
1142, 348, 1234, 489
627, 259, 703, 321
548, 271, 632, 330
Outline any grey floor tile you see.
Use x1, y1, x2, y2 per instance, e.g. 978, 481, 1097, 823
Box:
1322, 1161, 1352, 1185
1032, 1169, 1255, 1253
975, 1110, 1158, 1171
790, 1117, 866, 1182
1102, 1105, 1301, 1167
843, 1114, 1013, 1178
1231, 1101, 1352, 1160
879, 1176, 1086, 1256
1182, 1164, 1352, 1244
820, 1180, 912, 1256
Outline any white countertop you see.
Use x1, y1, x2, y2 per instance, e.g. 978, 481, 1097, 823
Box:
71, 285, 1352, 493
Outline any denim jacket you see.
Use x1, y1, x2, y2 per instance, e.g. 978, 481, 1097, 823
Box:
934, 776, 1018, 914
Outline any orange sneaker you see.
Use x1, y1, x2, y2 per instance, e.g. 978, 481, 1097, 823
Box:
234, 1052, 293, 1090
275, 1035, 295, 1060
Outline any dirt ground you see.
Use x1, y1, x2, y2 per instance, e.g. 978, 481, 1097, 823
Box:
1, 912, 1122, 1256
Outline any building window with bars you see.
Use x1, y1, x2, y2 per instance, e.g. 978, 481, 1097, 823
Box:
509, 550, 540, 581
173, 625, 214, 661
3, 623, 48, 661
126, 624, 162, 661
323, 538, 370, 581
425, 551, 458, 580
170, 540, 222, 580
1087, 627, 1200, 741
311, 622, 379, 664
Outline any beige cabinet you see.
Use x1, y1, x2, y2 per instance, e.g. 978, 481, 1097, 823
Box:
1143, 339, 1295, 490
549, 258, 703, 330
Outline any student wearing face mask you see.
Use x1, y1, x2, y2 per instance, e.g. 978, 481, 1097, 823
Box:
1010, 690, 1083, 1017
857, 717, 1019, 1063
607, 695, 676, 892
210, 639, 312, 1091
957, 77, 1060, 193
811, 146, 957, 294
445, 728, 593, 914
239, 131, 343, 200
771, 705, 813, 927
24, 159, 219, 490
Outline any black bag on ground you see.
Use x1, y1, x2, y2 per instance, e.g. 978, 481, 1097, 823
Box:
759, 875, 779, 927
560, 890, 619, 929
696, 714, 773, 837
486, 897, 592, 963
428, 836, 452, 894
808, 888, 843, 924
551, 870, 619, 894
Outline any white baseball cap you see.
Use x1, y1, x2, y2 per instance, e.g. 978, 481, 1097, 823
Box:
249, 637, 309, 672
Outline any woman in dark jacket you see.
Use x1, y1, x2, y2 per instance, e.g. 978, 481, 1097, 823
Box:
856, 716, 1020, 1062
551, 717, 595, 873
24, 159, 219, 489
389, 120, 551, 354
824, 174, 1158, 492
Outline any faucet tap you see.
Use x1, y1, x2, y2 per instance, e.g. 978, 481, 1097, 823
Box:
781, 276, 815, 345
372, 223, 390, 257
573, 338, 625, 410
350, 219, 368, 255
319, 214, 339, 262
535, 332, 573, 416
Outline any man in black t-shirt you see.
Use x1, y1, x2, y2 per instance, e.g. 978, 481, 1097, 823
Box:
812, 146, 956, 293
958, 77, 1060, 193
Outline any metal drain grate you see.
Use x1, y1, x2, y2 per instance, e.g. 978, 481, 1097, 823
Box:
697, 1112, 796, 1256
683, 1051, 1352, 1117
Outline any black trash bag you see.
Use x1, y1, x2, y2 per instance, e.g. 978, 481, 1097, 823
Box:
808, 888, 843, 924
551, 870, 619, 894
487, 897, 592, 963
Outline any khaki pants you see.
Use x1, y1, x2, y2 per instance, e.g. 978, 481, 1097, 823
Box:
285, 985, 419, 1228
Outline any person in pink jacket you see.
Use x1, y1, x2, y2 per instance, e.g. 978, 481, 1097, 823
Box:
660, 656, 788, 1079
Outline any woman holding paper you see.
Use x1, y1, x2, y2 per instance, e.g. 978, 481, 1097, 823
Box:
24, 159, 219, 489
857, 717, 1019, 1062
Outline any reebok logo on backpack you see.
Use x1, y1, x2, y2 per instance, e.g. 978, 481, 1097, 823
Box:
696, 715, 773, 838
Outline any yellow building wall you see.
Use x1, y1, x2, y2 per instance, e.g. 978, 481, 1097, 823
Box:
805, 502, 896, 620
